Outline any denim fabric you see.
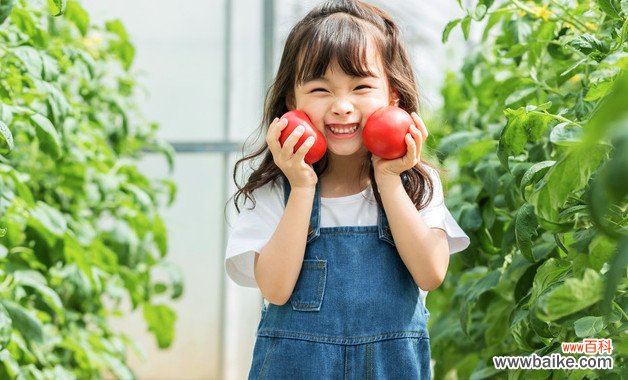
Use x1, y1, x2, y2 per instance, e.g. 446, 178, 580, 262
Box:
249, 182, 431, 379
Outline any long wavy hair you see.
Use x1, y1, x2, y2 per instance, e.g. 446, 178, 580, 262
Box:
232, 0, 434, 212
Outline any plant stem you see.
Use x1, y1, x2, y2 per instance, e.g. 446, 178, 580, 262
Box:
511, 0, 589, 33
613, 302, 628, 321
529, 110, 583, 127
547, 0, 594, 32
554, 234, 569, 254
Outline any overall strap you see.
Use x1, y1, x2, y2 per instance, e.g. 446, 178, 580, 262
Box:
282, 178, 321, 243
282, 174, 409, 246
377, 173, 410, 247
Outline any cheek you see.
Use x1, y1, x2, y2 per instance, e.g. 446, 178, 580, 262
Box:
296, 100, 326, 120
361, 96, 391, 121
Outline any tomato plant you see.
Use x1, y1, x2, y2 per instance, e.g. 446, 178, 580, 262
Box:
279, 110, 327, 164
362, 106, 412, 159
0, 1, 181, 378
428, 0, 628, 379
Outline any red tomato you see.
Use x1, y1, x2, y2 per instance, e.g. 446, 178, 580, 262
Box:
278, 110, 327, 164
362, 106, 413, 159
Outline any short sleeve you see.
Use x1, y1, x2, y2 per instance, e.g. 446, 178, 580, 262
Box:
419, 167, 470, 254
224, 182, 284, 288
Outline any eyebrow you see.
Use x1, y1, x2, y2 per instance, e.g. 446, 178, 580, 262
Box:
304, 72, 380, 84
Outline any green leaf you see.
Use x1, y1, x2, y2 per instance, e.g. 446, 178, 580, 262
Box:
603, 236, 628, 311
442, 18, 462, 43
597, 0, 621, 19
63, 234, 96, 285
437, 131, 483, 158
507, 18, 532, 45
504, 44, 527, 59
40, 53, 60, 81
530, 258, 571, 304
459, 203, 483, 232
0, 300, 44, 343
13, 270, 65, 323
117, 41, 135, 70
153, 215, 167, 258
10, 8, 48, 47
515, 204, 538, 261
482, 9, 505, 41
585, 69, 628, 144
0, 303, 11, 348
549, 123, 583, 146
585, 79, 614, 101
458, 140, 497, 165
12, 46, 43, 78
520, 160, 555, 194
474, 161, 500, 196
105, 20, 135, 69
0, 0, 14, 25
105, 19, 129, 40
574, 316, 606, 337
143, 303, 176, 348
30, 114, 62, 159
461, 271, 500, 334
65, 2, 89, 36
102, 354, 134, 380
0, 349, 19, 377
36, 81, 72, 124
472, 4, 488, 21
588, 235, 617, 271
537, 269, 604, 321
498, 106, 552, 168
47, 0, 66, 16
28, 201, 67, 246
560, 58, 588, 77
160, 261, 183, 299
0, 120, 14, 154
504, 87, 536, 105
568, 34, 609, 55
531, 145, 607, 221
461, 15, 472, 40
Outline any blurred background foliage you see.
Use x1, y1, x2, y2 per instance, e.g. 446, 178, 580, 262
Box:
0, 0, 181, 378
427, 0, 627, 379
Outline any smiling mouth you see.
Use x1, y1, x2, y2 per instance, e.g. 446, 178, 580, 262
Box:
327, 124, 359, 135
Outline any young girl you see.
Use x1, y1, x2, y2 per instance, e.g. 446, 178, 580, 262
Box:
226, 0, 469, 378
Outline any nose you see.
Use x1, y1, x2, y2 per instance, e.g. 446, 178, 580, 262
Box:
331, 97, 354, 116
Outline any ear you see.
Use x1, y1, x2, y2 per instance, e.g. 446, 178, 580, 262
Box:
389, 89, 400, 107
285, 93, 296, 111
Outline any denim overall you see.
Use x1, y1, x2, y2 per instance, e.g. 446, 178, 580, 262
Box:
249, 182, 431, 379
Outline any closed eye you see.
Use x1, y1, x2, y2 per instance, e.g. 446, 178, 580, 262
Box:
354, 85, 372, 90
310, 88, 328, 93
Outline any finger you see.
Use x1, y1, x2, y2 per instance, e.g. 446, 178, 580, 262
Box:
266, 119, 282, 157
267, 117, 287, 151
281, 125, 306, 159
293, 136, 315, 162
411, 112, 429, 144
405, 133, 417, 162
410, 124, 423, 157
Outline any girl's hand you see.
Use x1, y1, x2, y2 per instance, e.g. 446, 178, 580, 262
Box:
266, 117, 318, 190
372, 112, 428, 186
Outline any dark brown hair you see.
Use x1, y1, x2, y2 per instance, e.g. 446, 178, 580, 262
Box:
232, 0, 434, 212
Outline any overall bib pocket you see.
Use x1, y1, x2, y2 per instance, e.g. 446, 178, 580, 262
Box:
290, 259, 327, 311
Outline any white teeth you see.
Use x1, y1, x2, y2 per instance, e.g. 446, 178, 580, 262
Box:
329, 125, 358, 134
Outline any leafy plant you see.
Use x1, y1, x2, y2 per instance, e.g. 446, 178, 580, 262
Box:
428, 0, 627, 378
0, 0, 181, 378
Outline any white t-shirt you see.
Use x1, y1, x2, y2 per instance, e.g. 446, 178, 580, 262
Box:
225, 166, 470, 302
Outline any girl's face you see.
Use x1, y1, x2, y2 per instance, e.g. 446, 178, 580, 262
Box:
291, 44, 397, 159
